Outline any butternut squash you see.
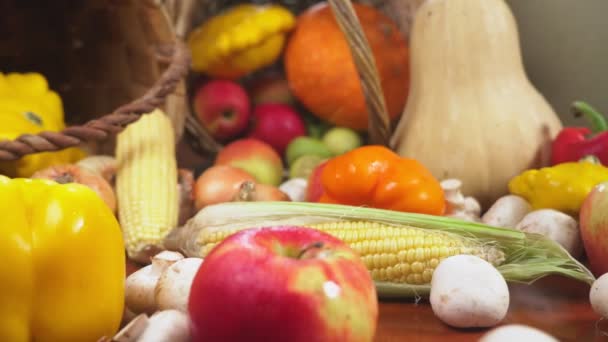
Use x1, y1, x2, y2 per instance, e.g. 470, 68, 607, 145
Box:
390, 0, 563, 208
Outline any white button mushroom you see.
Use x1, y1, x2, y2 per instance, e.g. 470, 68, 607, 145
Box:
590, 273, 608, 318
481, 195, 532, 228
156, 257, 204, 313
479, 324, 559, 342
278, 178, 308, 201
516, 209, 582, 258
430, 254, 509, 328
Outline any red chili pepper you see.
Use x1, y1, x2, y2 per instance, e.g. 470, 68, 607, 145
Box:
551, 101, 608, 165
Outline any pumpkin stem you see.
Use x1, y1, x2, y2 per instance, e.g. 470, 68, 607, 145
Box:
572, 101, 608, 134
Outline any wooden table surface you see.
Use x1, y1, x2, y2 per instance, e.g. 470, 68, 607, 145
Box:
374, 276, 604, 342
128, 259, 605, 341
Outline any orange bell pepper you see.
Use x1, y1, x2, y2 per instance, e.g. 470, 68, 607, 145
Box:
318, 145, 446, 215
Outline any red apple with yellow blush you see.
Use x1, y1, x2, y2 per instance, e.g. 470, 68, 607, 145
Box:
214, 138, 284, 186
580, 181, 608, 276
187, 226, 379, 342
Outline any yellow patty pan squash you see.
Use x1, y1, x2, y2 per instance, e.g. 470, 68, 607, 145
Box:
188, 4, 295, 79
0, 176, 125, 342
0, 72, 86, 177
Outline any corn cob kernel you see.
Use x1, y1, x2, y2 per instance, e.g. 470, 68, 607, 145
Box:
197, 220, 505, 285
307, 221, 505, 285
116, 109, 178, 263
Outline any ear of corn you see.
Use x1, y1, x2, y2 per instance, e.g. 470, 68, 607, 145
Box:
164, 201, 594, 298
116, 109, 178, 263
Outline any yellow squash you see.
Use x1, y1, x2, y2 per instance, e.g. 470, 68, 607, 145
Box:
0, 72, 86, 177
509, 157, 608, 215
188, 4, 295, 79
0, 176, 125, 342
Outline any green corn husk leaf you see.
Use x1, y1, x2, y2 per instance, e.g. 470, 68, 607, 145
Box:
164, 201, 595, 298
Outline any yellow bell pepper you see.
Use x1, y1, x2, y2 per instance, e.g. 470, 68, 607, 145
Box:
0, 72, 86, 178
0, 176, 125, 342
508, 157, 608, 215
188, 4, 295, 79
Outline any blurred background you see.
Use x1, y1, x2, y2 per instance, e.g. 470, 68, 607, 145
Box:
199, 0, 608, 127
507, 0, 608, 126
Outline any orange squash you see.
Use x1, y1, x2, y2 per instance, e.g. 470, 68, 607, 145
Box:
284, 2, 409, 131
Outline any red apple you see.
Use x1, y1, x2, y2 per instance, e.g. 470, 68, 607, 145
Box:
193, 79, 251, 142
306, 160, 328, 202
580, 182, 608, 276
188, 226, 378, 342
248, 104, 307, 155
214, 138, 284, 186
249, 72, 296, 105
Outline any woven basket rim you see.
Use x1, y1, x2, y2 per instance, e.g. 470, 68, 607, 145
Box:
0, 23, 192, 161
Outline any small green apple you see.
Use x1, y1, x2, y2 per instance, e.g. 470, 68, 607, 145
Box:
289, 155, 326, 180
285, 137, 334, 166
322, 127, 363, 156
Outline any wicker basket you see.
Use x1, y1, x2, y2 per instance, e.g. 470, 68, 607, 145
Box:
0, 0, 217, 160
0, 0, 423, 162
177, 0, 425, 151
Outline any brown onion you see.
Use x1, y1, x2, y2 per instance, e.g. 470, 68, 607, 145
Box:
32, 164, 117, 213
193, 165, 255, 210
234, 181, 291, 202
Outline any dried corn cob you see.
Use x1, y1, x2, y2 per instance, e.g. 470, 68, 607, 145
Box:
164, 201, 594, 298
116, 109, 178, 263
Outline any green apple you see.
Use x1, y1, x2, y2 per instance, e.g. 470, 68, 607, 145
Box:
322, 127, 363, 156
289, 155, 326, 180
285, 137, 334, 166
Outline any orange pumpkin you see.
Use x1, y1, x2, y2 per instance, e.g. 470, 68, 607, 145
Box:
284, 2, 409, 131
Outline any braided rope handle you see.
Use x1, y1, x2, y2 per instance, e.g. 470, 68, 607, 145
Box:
0, 40, 191, 161
328, 0, 392, 146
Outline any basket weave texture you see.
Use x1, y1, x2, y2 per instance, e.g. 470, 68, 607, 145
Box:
0, 0, 425, 160
0, 0, 192, 159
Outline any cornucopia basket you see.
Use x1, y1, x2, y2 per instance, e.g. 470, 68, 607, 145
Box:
0, 0, 221, 161
0, 0, 423, 163
0, 0, 562, 209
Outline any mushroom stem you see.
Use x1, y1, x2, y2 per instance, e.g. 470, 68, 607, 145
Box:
156, 257, 204, 312
125, 251, 185, 315
136, 310, 191, 342
441, 179, 481, 222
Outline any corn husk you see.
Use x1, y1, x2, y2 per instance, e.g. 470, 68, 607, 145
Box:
164, 201, 594, 298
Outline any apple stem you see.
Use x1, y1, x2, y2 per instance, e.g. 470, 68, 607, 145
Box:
221, 109, 235, 120
297, 241, 325, 259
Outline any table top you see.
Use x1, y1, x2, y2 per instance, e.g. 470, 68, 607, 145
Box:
374, 276, 604, 342
126, 262, 604, 341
